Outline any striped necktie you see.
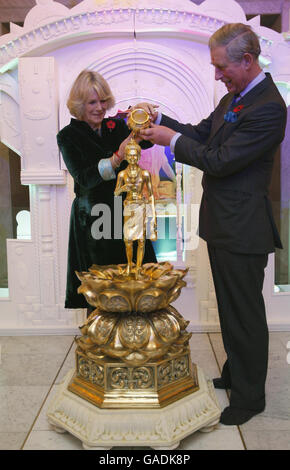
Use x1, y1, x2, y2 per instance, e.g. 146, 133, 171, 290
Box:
224, 94, 242, 122
230, 93, 241, 109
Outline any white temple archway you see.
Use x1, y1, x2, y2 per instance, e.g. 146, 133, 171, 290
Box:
0, 0, 289, 334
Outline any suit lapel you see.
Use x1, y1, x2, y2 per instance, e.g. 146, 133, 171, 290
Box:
207, 73, 272, 144
208, 94, 233, 142
237, 73, 270, 108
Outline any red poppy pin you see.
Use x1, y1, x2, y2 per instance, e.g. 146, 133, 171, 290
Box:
233, 104, 244, 113
224, 104, 244, 122
106, 120, 116, 131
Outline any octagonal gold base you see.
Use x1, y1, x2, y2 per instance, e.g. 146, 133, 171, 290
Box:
68, 348, 198, 408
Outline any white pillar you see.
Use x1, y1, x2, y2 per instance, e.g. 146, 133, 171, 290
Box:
5, 56, 80, 330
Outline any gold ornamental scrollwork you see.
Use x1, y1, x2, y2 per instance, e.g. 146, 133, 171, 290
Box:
78, 357, 104, 387
157, 356, 190, 387
174, 356, 188, 380
109, 366, 154, 390
132, 366, 154, 389
110, 367, 130, 389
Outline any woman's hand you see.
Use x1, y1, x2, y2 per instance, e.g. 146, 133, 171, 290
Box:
114, 131, 142, 168
131, 102, 159, 122
118, 132, 135, 158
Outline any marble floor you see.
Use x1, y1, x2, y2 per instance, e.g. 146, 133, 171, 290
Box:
0, 331, 289, 451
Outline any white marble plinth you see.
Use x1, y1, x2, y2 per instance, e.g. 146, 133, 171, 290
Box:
47, 366, 221, 450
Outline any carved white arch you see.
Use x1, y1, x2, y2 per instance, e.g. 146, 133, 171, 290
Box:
59, 42, 213, 127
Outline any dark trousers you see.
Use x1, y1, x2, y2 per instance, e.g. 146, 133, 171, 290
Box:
207, 244, 269, 411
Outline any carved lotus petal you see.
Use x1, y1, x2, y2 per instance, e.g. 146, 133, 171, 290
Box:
118, 315, 151, 349
87, 313, 117, 346
76, 262, 188, 313
77, 305, 192, 366
151, 311, 180, 343
136, 288, 166, 312
99, 291, 131, 312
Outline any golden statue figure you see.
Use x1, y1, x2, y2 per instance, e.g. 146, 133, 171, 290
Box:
114, 138, 157, 278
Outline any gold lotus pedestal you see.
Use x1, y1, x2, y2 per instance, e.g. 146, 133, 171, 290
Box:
68, 263, 197, 409
47, 263, 221, 450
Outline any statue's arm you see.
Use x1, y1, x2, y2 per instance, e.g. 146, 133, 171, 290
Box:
144, 171, 157, 238
114, 172, 125, 196
114, 172, 133, 196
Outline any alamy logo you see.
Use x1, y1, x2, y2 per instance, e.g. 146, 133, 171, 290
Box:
90, 200, 200, 250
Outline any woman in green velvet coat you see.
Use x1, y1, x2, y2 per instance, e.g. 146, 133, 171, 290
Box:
57, 70, 156, 314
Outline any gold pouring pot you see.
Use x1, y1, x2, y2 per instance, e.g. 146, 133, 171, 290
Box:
127, 108, 151, 134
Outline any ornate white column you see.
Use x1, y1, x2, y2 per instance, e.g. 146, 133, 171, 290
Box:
7, 56, 82, 330
18, 57, 65, 184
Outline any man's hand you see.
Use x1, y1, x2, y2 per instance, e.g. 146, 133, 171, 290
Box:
139, 124, 177, 146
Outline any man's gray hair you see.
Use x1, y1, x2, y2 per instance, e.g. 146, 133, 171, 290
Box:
209, 23, 261, 63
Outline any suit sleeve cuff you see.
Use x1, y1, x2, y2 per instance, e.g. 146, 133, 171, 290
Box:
170, 133, 182, 154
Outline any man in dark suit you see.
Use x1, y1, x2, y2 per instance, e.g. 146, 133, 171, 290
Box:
138, 23, 287, 425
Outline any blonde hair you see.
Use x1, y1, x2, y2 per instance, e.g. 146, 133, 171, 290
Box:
209, 23, 261, 63
67, 70, 115, 120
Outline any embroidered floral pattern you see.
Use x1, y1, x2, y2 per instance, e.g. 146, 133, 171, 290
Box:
224, 104, 244, 123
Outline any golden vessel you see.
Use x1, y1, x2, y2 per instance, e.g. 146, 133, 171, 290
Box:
68, 109, 198, 408
127, 107, 151, 135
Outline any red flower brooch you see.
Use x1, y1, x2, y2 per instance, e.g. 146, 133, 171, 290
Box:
224, 104, 244, 123
106, 120, 116, 131
233, 104, 244, 113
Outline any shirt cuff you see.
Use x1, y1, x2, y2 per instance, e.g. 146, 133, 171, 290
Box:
98, 158, 116, 181
155, 112, 162, 125
170, 133, 181, 154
